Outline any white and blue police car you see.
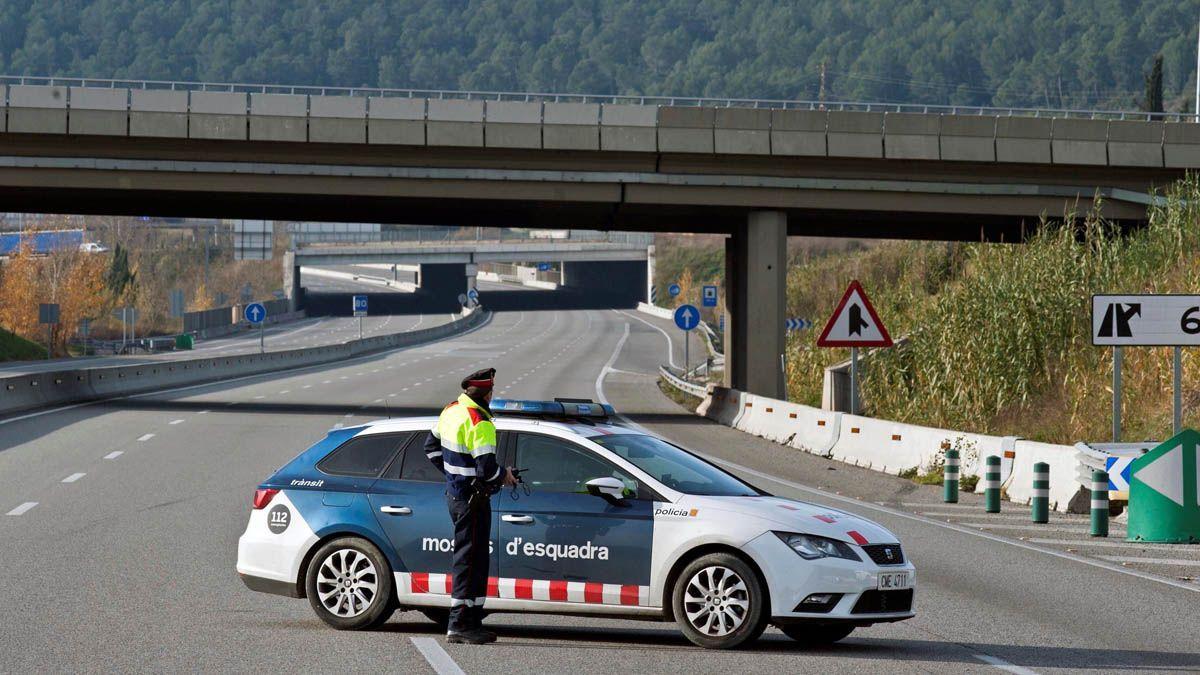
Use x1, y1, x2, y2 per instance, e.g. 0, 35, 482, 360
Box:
237, 399, 915, 649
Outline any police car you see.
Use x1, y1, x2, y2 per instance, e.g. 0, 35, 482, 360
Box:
237, 399, 915, 649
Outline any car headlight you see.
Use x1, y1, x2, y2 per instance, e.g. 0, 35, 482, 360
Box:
774, 532, 861, 561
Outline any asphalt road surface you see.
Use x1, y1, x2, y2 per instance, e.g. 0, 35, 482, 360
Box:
1, 307, 1197, 674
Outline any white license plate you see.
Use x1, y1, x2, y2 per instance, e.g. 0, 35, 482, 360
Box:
877, 571, 911, 591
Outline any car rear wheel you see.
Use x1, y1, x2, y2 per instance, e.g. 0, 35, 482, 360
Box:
672, 552, 768, 649
779, 623, 855, 645
306, 537, 394, 630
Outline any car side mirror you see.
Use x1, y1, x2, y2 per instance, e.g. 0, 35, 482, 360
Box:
586, 477, 628, 505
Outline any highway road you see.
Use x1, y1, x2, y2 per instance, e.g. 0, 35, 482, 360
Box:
1, 307, 1197, 674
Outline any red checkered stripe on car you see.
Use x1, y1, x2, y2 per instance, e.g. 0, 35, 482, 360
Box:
401, 572, 650, 606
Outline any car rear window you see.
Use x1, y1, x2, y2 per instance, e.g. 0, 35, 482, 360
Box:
318, 432, 414, 477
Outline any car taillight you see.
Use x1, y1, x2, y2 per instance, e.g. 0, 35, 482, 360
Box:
252, 488, 279, 510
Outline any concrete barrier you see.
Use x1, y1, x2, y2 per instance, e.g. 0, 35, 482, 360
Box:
827, 111, 884, 159
770, 109, 826, 157
695, 385, 745, 427
250, 93, 307, 142
601, 104, 657, 152
368, 97, 425, 145
658, 106, 714, 154
1051, 118, 1108, 166
884, 112, 939, 160
485, 101, 542, 149
543, 102, 599, 150
939, 115, 996, 162
427, 99, 484, 147
1162, 122, 1200, 168
189, 91, 247, 140
996, 117, 1052, 163
9, 84, 67, 134
715, 108, 770, 155
1107, 120, 1163, 167
68, 87, 129, 136
130, 89, 188, 138
636, 302, 674, 320
0, 309, 486, 418
309, 95, 366, 143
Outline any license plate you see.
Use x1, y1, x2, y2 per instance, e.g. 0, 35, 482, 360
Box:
877, 571, 911, 590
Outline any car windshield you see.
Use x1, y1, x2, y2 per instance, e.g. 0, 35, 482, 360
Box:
591, 434, 760, 496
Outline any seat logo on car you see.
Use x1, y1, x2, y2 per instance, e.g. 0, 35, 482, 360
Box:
884, 547, 895, 561
267, 505, 291, 534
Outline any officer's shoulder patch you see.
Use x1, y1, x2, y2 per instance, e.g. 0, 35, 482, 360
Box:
467, 407, 485, 425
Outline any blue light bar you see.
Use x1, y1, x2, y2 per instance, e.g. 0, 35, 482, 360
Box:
491, 399, 614, 418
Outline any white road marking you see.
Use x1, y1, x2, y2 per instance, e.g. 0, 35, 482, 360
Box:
410, 637, 466, 675
104, 451, 123, 460
279, 390, 290, 395
137, 433, 155, 442
7, 502, 38, 516
169, 419, 185, 425
594, 315, 1200, 596
62, 472, 86, 483
1029, 538, 1200, 552
973, 653, 1040, 675
961, 522, 1124, 534
1100, 556, 1200, 566
253, 395, 265, 399
322, 380, 332, 384
303, 385, 312, 389
198, 410, 210, 414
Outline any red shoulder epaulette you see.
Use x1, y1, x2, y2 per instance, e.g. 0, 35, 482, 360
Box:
467, 407, 485, 425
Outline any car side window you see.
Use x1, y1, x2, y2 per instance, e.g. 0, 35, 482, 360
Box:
513, 433, 640, 497
395, 431, 446, 482
318, 432, 414, 477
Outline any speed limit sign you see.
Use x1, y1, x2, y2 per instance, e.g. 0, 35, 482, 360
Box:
1093, 295, 1200, 346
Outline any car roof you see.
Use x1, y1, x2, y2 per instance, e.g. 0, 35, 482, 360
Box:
346, 415, 639, 440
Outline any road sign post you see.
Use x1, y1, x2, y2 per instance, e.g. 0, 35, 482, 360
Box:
244, 302, 267, 353
1092, 294, 1200, 442
1091, 470, 1110, 537
1127, 428, 1200, 543
674, 304, 700, 382
984, 456, 1001, 513
352, 295, 368, 340
817, 281, 892, 415
943, 449, 960, 503
39, 303, 59, 359
1031, 462, 1050, 523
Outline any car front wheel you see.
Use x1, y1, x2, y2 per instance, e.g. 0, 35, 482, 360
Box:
305, 537, 394, 630
672, 552, 768, 649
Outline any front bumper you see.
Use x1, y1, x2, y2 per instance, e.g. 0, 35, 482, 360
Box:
743, 531, 916, 624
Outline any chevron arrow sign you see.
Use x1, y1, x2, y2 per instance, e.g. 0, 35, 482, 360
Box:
786, 318, 812, 331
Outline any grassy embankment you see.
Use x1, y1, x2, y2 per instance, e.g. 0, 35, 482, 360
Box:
655, 180, 1200, 446
0, 326, 46, 361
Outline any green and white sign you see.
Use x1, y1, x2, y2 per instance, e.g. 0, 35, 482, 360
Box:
1127, 428, 1200, 544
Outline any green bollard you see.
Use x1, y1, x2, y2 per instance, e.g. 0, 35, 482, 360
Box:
943, 449, 960, 503
984, 455, 1001, 513
1031, 462, 1049, 523
1091, 470, 1109, 537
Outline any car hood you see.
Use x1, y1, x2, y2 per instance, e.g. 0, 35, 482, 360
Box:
689, 495, 900, 545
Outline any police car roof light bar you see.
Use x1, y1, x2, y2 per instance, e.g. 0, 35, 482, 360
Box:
491, 399, 614, 419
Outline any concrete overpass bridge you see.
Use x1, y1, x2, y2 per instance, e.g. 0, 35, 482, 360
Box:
2, 74, 1198, 398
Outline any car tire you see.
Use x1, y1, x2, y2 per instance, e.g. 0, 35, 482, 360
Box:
779, 624, 855, 645
420, 608, 450, 631
672, 552, 769, 649
305, 537, 395, 630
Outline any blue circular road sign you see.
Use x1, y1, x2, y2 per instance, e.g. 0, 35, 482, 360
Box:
674, 304, 701, 331
244, 302, 267, 324
467, 288, 480, 301
668, 283, 681, 297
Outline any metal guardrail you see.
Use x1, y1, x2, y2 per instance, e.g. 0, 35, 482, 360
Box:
659, 364, 708, 398
2, 73, 1194, 122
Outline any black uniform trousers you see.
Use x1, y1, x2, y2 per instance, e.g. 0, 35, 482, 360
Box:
447, 492, 491, 633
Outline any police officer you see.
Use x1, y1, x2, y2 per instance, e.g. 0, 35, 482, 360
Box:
425, 367, 515, 644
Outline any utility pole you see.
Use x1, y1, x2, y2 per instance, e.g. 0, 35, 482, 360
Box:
818, 60, 827, 109
1195, 16, 1199, 122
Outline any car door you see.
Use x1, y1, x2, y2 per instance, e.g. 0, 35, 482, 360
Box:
367, 431, 500, 595
497, 432, 654, 607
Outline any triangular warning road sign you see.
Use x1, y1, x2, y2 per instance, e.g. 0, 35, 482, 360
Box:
816, 280, 893, 348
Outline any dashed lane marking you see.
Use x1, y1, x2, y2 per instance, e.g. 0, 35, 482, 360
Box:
410, 637, 465, 675
253, 395, 265, 400
198, 410, 210, 414
973, 653, 1040, 675
1029, 538, 1200, 552
137, 434, 155, 442
104, 451, 123, 460
960, 522, 1125, 534
6, 502, 37, 516
1100, 556, 1200, 567
62, 473, 86, 483
169, 419, 185, 425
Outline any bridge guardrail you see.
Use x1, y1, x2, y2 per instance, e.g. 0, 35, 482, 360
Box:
658, 364, 707, 398
0, 308, 487, 418
1, 73, 1191, 122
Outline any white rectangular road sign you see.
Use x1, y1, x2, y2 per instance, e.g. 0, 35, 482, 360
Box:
1092, 295, 1200, 346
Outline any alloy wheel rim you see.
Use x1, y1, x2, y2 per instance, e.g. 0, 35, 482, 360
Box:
682, 565, 750, 636
316, 548, 378, 618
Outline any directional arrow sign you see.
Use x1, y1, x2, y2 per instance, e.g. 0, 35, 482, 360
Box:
674, 304, 700, 331
244, 302, 266, 324
1105, 456, 1136, 493
1127, 428, 1200, 543
786, 318, 812, 332
816, 280, 893, 348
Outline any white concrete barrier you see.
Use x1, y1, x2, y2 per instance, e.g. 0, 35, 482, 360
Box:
637, 302, 675, 320
695, 385, 745, 427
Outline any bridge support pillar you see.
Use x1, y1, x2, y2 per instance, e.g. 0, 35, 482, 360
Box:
725, 211, 787, 398
282, 251, 301, 312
